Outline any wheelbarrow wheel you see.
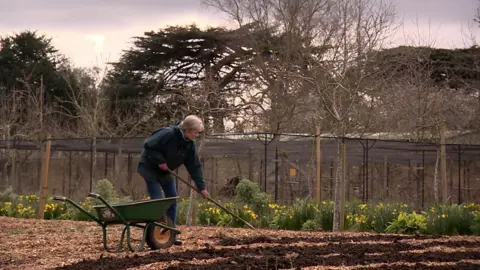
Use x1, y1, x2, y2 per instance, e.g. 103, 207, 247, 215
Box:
145, 216, 177, 250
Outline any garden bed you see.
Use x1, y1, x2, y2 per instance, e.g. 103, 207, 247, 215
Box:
2, 216, 480, 269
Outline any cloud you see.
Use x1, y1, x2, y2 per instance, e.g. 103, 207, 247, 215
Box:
85, 35, 105, 55
0, 0, 215, 31
1, 0, 479, 67
0, 0, 227, 68
386, 0, 480, 48
391, 0, 478, 24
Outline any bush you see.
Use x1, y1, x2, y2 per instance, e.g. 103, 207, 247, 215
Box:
4, 184, 480, 238
471, 214, 480, 234
93, 179, 130, 203
176, 198, 190, 225
0, 186, 17, 203
348, 202, 411, 233
317, 201, 334, 231
425, 204, 476, 235
386, 211, 427, 235
271, 199, 320, 231
197, 200, 224, 226
302, 219, 321, 231
234, 179, 272, 213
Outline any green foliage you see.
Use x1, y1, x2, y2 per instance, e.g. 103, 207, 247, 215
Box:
385, 211, 427, 235
0, 186, 17, 203
471, 214, 480, 234
234, 179, 272, 213
195, 200, 259, 228
0, 31, 62, 90
0, 32, 75, 112
175, 198, 190, 225
348, 202, 411, 233
0, 194, 62, 219
197, 200, 225, 226
269, 199, 320, 231
317, 201, 334, 231
0, 30, 104, 134
0, 179, 128, 221
366, 45, 480, 90
3, 180, 480, 238
370, 202, 411, 233
57, 179, 130, 221
425, 203, 478, 235
57, 197, 96, 221
102, 24, 255, 131
92, 179, 130, 204
301, 219, 321, 231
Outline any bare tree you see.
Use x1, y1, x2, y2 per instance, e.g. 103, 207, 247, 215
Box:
297, 0, 398, 231
0, 90, 22, 189
203, 0, 331, 133
205, 0, 398, 230
0, 76, 58, 193
52, 66, 153, 193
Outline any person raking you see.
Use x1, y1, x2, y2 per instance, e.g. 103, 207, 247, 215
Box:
137, 115, 210, 246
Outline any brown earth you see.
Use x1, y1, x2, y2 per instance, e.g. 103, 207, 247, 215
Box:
1, 216, 480, 269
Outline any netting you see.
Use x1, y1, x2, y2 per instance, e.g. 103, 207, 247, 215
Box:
1, 134, 479, 164
1, 133, 479, 206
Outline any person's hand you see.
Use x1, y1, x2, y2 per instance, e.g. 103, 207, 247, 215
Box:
158, 163, 169, 171
200, 189, 210, 199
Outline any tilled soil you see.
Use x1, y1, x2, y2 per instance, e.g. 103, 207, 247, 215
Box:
1, 216, 480, 269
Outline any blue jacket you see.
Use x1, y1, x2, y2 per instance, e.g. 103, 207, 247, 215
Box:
138, 124, 206, 191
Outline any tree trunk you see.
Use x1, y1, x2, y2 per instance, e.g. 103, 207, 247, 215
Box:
185, 189, 197, 226
434, 147, 440, 202
212, 116, 225, 133
332, 137, 344, 232
185, 136, 205, 226
114, 139, 123, 184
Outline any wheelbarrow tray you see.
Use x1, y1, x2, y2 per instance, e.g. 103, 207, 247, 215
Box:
93, 198, 175, 224
54, 193, 180, 253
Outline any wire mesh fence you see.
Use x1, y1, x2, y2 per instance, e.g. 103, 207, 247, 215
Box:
0, 133, 479, 207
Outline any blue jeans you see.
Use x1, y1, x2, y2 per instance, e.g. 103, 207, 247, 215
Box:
137, 163, 178, 225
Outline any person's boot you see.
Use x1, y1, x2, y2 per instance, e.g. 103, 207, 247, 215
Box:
174, 237, 183, 246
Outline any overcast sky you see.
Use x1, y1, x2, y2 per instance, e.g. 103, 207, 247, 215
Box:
1, 0, 479, 68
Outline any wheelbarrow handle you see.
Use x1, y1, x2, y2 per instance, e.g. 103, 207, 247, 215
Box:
167, 169, 256, 230
88, 193, 101, 199
53, 196, 67, 202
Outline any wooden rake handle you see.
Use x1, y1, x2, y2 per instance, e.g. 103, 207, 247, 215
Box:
167, 169, 256, 230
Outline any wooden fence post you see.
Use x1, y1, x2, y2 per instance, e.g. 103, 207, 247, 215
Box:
315, 125, 322, 204
440, 121, 448, 203
38, 134, 52, 219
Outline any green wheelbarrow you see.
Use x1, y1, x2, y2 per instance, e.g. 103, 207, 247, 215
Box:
54, 193, 181, 253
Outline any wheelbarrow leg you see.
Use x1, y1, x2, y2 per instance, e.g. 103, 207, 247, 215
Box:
138, 224, 149, 251
121, 225, 135, 252
87, 193, 136, 252
102, 225, 123, 252
54, 195, 126, 252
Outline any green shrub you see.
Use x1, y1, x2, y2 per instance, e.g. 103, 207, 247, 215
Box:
317, 201, 334, 231
471, 214, 480, 234
4, 187, 480, 238
234, 179, 272, 213
58, 197, 96, 221
425, 204, 476, 235
176, 198, 190, 225
197, 200, 224, 226
0, 186, 17, 203
292, 200, 319, 228
386, 211, 427, 235
302, 219, 321, 231
93, 179, 130, 203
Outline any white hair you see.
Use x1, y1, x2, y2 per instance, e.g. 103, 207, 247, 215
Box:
179, 115, 204, 131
